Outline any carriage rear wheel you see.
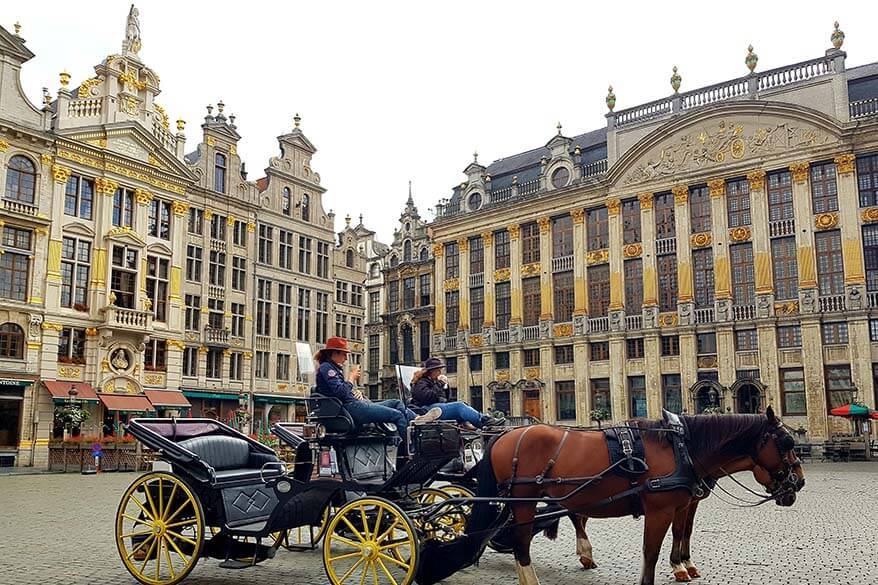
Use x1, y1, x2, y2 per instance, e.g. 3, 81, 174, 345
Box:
277, 503, 334, 549
410, 486, 471, 542
323, 497, 419, 585
115, 472, 204, 585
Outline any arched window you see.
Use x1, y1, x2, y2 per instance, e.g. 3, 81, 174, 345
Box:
403, 240, 412, 263
5, 155, 36, 205
370, 263, 380, 278
390, 255, 398, 268
419, 247, 429, 261
302, 193, 311, 222
282, 187, 291, 216
0, 323, 24, 359
346, 249, 355, 268
214, 152, 227, 193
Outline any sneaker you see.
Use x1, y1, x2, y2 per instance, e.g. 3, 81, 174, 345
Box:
414, 407, 442, 424
482, 414, 506, 427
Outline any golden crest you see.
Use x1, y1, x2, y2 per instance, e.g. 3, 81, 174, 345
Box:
494, 268, 511, 282
814, 212, 839, 230
433, 244, 444, 257
690, 232, 712, 248
623, 243, 642, 258
443, 278, 460, 291
553, 323, 573, 337
861, 208, 878, 224
658, 312, 678, 328
729, 226, 752, 242
697, 356, 718, 369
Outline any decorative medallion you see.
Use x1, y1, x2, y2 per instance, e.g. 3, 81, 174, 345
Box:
586, 249, 610, 265
606, 198, 621, 216
747, 170, 766, 191
525, 367, 540, 380
444, 278, 460, 292
638, 192, 654, 209
508, 224, 521, 240
658, 312, 678, 328
834, 153, 855, 174
672, 185, 689, 205
571, 209, 585, 224
623, 243, 642, 258
697, 356, 718, 369
775, 301, 799, 316
469, 335, 484, 347
814, 212, 839, 230
861, 208, 878, 224
729, 226, 752, 242
789, 161, 810, 183
521, 262, 541, 277
690, 232, 712, 248
537, 216, 551, 233
707, 179, 726, 199
553, 323, 573, 337
494, 268, 511, 282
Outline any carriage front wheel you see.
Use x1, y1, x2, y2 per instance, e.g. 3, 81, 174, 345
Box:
115, 471, 205, 585
323, 497, 420, 585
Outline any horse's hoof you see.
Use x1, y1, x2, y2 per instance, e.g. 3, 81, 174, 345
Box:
674, 570, 692, 582
579, 557, 597, 570
686, 566, 701, 578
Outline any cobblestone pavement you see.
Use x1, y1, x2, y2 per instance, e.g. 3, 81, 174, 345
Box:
1, 463, 877, 585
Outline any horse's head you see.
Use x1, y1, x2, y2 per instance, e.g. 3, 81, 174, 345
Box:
750, 406, 805, 506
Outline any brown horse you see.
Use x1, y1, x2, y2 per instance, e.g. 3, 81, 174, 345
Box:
435, 407, 803, 585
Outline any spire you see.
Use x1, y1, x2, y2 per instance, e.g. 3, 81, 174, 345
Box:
122, 4, 142, 56
359, 213, 363, 226
407, 180, 414, 205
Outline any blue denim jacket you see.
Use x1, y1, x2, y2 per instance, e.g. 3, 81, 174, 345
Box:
316, 361, 356, 403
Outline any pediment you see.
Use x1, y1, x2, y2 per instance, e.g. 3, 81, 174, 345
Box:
279, 130, 316, 154
146, 242, 173, 256
610, 103, 843, 189
0, 27, 35, 62
62, 222, 96, 238
104, 227, 145, 247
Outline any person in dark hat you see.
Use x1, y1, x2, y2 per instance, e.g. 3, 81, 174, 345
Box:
410, 357, 504, 429
315, 337, 441, 442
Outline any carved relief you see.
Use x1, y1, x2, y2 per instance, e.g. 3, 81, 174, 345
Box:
775, 301, 799, 316
707, 179, 726, 198
494, 268, 511, 282
814, 212, 839, 230
606, 199, 621, 216
861, 208, 878, 224
481, 231, 494, 246
747, 170, 766, 191
521, 263, 541, 277
553, 323, 573, 337
468, 334, 484, 347
690, 232, 712, 248
623, 243, 643, 258
834, 153, 855, 174
848, 285, 865, 311
508, 224, 521, 240
672, 186, 689, 205
537, 216, 551, 233
443, 278, 460, 291
573, 314, 587, 335
433, 244, 444, 257
586, 249, 610, 265
729, 226, 752, 242
571, 209, 585, 224
638, 193, 654, 209
658, 312, 678, 328
525, 367, 540, 380
496, 370, 510, 383
789, 161, 810, 183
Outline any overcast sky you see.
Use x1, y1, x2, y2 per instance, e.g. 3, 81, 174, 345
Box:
10, 1, 878, 243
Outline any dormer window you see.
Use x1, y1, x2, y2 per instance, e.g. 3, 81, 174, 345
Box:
419, 247, 429, 261
214, 152, 227, 193
302, 193, 311, 222
551, 167, 570, 189
467, 192, 482, 211
282, 187, 292, 216
405, 222, 411, 232
403, 240, 412, 262
346, 249, 355, 268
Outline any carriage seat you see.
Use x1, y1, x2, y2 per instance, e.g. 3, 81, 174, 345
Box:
177, 435, 283, 483
307, 392, 396, 437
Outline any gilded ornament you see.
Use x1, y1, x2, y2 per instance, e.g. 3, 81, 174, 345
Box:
606, 198, 621, 216
51, 164, 72, 184
745, 45, 758, 73
59, 70, 70, 88
206, 136, 216, 147
789, 161, 810, 183
34, 227, 49, 237
203, 210, 214, 221
623, 243, 643, 258
145, 374, 164, 385
690, 232, 712, 248
134, 188, 153, 205
247, 222, 256, 233
229, 145, 237, 155
747, 170, 766, 191
41, 322, 64, 332
860, 208, 878, 224
226, 215, 236, 226
586, 249, 610, 265
0, 139, 9, 152
118, 69, 146, 91
481, 231, 494, 246
508, 224, 521, 240
85, 327, 98, 336
77, 77, 102, 98
58, 367, 82, 378
521, 263, 541, 277
606, 85, 616, 112
814, 212, 839, 230
153, 104, 170, 129
834, 153, 855, 174
537, 216, 551, 233
496, 370, 510, 383
40, 154, 53, 165
729, 226, 752, 242
494, 268, 511, 282
444, 278, 460, 291
697, 356, 718, 369
672, 186, 689, 205
658, 312, 678, 328
831, 21, 845, 50
468, 335, 484, 347
198, 346, 208, 354
433, 244, 444, 257
774, 301, 799, 316
166, 339, 185, 350
120, 95, 140, 116
553, 323, 573, 337
457, 237, 469, 252
638, 193, 653, 209
243, 351, 253, 359
707, 179, 726, 199
525, 367, 540, 380
101, 359, 110, 373
176, 119, 186, 133
95, 177, 119, 195
571, 209, 585, 224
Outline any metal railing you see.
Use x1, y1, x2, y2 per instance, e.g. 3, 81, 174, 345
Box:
769, 218, 795, 238
582, 158, 608, 177
656, 237, 677, 255
522, 325, 540, 341
552, 255, 574, 273
732, 304, 756, 321
819, 294, 846, 313
589, 316, 609, 333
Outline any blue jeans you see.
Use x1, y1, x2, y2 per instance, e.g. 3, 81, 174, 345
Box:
343, 399, 417, 442
428, 402, 488, 427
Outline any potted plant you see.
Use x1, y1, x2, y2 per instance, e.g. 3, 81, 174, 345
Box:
702, 406, 724, 415
590, 408, 611, 429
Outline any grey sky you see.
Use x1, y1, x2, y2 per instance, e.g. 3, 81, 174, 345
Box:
11, 1, 876, 244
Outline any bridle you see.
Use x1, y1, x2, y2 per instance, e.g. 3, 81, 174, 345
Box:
756, 422, 805, 500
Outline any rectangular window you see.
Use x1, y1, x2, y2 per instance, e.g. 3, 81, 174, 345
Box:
662, 374, 683, 413
810, 161, 838, 213
554, 345, 574, 364
726, 178, 751, 228
780, 368, 806, 415
231, 302, 244, 337
64, 175, 94, 220
184, 295, 201, 331
657, 253, 678, 312
822, 321, 849, 345
522, 277, 541, 326
735, 329, 758, 351
351, 284, 363, 308
629, 376, 647, 418
771, 237, 798, 301
254, 351, 269, 379
148, 199, 172, 240
210, 214, 227, 240
815, 230, 844, 296
276, 353, 290, 381
730, 243, 755, 306
350, 316, 362, 341
523, 348, 540, 367
622, 198, 641, 244
419, 321, 430, 363
188, 207, 204, 235
185, 245, 202, 282
494, 230, 510, 269
335, 313, 348, 338
470, 236, 484, 275
277, 283, 293, 339
445, 290, 460, 335
825, 365, 854, 410
590, 341, 609, 361
389, 330, 398, 364
57, 327, 86, 364
445, 357, 457, 374
229, 352, 243, 381
864, 224, 878, 291
470, 386, 483, 412
857, 154, 878, 207
182, 347, 198, 377
689, 185, 711, 233
469, 354, 483, 372
553, 271, 574, 323
369, 292, 381, 322
317, 241, 330, 278
297, 288, 311, 341
588, 264, 610, 316
60, 237, 90, 309
258, 224, 273, 265
145, 256, 169, 322
470, 286, 484, 333
445, 241, 459, 279
144, 340, 167, 372
777, 325, 802, 348
207, 296, 224, 331
403, 277, 416, 309
871, 319, 878, 342
231, 256, 246, 291
368, 334, 380, 371
316, 292, 329, 343
556, 381, 577, 420
627, 338, 645, 359
419, 274, 431, 306
388, 281, 399, 313
278, 230, 295, 269
206, 348, 223, 379
622, 258, 643, 315
336, 281, 349, 304
495, 282, 512, 331
587, 207, 609, 250
767, 170, 794, 222
112, 188, 135, 227
256, 278, 272, 336
697, 332, 717, 355
521, 222, 540, 264
661, 335, 680, 356
298, 235, 312, 274
590, 378, 611, 413
110, 245, 137, 308
692, 248, 714, 310
208, 250, 226, 286
233, 220, 247, 247
552, 214, 574, 258
654, 192, 675, 239
495, 351, 510, 369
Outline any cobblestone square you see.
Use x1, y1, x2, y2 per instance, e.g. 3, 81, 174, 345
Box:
1, 462, 876, 585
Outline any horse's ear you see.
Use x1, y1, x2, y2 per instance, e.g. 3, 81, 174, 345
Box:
766, 405, 777, 422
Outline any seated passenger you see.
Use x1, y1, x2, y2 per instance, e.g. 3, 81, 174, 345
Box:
315, 337, 441, 443
410, 357, 504, 429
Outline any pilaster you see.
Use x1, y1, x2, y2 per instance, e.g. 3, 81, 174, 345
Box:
708, 179, 733, 322
482, 231, 496, 328
433, 243, 446, 336
835, 154, 867, 308
672, 186, 695, 325
756, 322, 781, 410
538, 216, 553, 323
508, 224, 523, 333
639, 193, 659, 328
607, 199, 625, 331
458, 237, 470, 332
644, 332, 662, 418
573, 341, 590, 425
571, 209, 588, 334
609, 337, 626, 420
679, 330, 697, 412
800, 318, 828, 439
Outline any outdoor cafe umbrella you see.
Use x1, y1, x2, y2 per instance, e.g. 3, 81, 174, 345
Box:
830, 403, 877, 461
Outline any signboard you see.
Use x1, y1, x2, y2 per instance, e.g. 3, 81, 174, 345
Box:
0, 379, 33, 387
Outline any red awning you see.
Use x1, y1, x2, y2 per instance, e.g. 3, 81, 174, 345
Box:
43, 381, 99, 402
144, 390, 191, 408
98, 393, 155, 412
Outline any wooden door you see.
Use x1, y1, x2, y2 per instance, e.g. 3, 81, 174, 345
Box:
523, 389, 542, 420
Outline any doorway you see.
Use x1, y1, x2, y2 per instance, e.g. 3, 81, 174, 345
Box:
523, 389, 542, 420
736, 383, 763, 414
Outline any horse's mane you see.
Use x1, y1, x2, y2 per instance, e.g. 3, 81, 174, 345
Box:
630, 414, 769, 457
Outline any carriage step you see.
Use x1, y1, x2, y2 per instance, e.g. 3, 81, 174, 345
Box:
219, 559, 254, 569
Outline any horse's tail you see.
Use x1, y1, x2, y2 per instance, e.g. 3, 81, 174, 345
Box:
543, 517, 561, 540
414, 434, 507, 585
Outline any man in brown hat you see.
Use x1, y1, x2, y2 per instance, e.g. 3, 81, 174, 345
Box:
315, 337, 440, 442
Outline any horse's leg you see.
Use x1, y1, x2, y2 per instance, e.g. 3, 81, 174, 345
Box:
511, 503, 541, 585
681, 499, 701, 578
639, 508, 675, 585
571, 514, 597, 569
669, 505, 691, 582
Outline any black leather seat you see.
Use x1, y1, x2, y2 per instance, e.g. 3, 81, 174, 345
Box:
307, 393, 357, 434
177, 435, 283, 483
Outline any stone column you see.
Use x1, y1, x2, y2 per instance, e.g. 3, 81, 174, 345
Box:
540, 345, 555, 422
639, 193, 659, 328
508, 224, 523, 341
800, 318, 829, 439
482, 231, 496, 338
716, 324, 736, 399
607, 198, 625, 331
609, 337, 626, 420
457, 237, 470, 345
538, 216, 553, 338
756, 323, 781, 410
433, 243, 446, 345
708, 179, 733, 322
573, 341, 590, 424
644, 332, 662, 418
30, 227, 49, 307
789, 162, 815, 317
571, 209, 588, 335
679, 329, 697, 412
672, 186, 695, 326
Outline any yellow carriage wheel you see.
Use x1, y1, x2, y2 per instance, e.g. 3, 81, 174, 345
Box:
115, 472, 204, 585
278, 503, 333, 549
410, 487, 469, 543
323, 497, 419, 585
